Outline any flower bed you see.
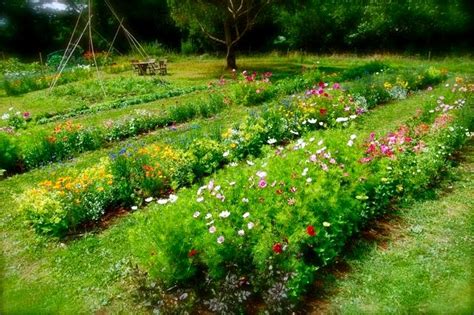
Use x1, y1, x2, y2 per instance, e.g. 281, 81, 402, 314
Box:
127, 80, 472, 312
1, 92, 226, 173
17, 70, 453, 236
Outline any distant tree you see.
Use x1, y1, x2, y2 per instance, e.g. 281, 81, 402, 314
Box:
167, 0, 272, 69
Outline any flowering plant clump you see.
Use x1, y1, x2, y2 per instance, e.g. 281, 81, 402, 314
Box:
279, 81, 365, 134
20, 160, 114, 236
230, 70, 275, 106
22, 120, 102, 169
1, 107, 31, 130
110, 144, 194, 205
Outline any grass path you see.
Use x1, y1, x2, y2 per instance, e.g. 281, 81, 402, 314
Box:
306, 141, 473, 314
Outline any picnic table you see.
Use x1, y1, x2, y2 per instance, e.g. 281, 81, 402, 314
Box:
131, 59, 167, 76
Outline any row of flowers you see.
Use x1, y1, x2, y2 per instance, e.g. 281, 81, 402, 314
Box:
3, 64, 93, 96
17, 72, 458, 236
1, 84, 208, 129
0, 92, 226, 174
127, 79, 472, 313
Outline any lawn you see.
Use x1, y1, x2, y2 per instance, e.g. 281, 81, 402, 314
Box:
0, 54, 473, 313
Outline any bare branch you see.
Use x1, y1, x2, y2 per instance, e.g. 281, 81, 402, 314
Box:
198, 21, 226, 44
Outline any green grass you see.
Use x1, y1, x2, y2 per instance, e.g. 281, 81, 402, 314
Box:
307, 142, 474, 314
0, 54, 473, 313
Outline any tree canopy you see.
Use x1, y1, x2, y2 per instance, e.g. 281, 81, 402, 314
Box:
167, 0, 273, 68
0, 0, 472, 60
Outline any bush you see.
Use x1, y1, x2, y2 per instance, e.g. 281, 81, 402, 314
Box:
0, 133, 20, 173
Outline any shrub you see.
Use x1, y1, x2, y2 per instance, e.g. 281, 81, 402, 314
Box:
0, 132, 20, 173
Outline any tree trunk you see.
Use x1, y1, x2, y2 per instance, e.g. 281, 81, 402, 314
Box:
226, 45, 237, 69
223, 18, 237, 69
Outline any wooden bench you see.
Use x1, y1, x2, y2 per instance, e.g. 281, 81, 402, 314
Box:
130, 59, 166, 76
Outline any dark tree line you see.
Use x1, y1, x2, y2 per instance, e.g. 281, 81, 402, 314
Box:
0, 0, 473, 61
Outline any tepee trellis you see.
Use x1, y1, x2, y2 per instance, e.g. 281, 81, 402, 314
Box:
49, 0, 149, 94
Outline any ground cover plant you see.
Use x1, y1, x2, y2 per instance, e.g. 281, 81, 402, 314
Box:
1, 55, 473, 314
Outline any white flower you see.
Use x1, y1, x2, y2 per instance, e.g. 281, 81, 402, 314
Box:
247, 222, 255, 229
196, 196, 204, 202
205, 213, 213, 219
308, 118, 317, 124
229, 181, 236, 186
238, 229, 245, 236
131, 206, 138, 211
219, 210, 231, 218
336, 117, 349, 123
145, 197, 153, 203
309, 137, 315, 142
302, 168, 308, 176
317, 140, 324, 146
157, 198, 168, 205
207, 180, 214, 191
246, 160, 255, 166
350, 115, 357, 119
243, 212, 250, 219
267, 138, 277, 144
347, 140, 354, 147
350, 134, 357, 140
168, 194, 178, 203
217, 236, 225, 244
214, 185, 221, 192
209, 226, 216, 233
242, 197, 249, 203
319, 122, 324, 126
323, 221, 331, 227
223, 150, 230, 157
306, 177, 312, 183
1, 113, 9, 120
230, 162, 238, 167
290, 130, 299, 135
256, 170, 267, 178
193, 211, 201, 218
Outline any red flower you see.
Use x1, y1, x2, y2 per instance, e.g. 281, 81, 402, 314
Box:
188, 249, 199, 258
319, 108, 328, 115
306, 225, 316, 236
272, 243, 283, 254
318, 81, 325, 88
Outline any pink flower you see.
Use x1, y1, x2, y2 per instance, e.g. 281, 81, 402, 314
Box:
259, 179, 267, 188
290, 187, 297, 193
333, 83, 341, 89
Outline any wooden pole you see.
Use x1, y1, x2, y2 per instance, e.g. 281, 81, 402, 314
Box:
39, 52, 45, 75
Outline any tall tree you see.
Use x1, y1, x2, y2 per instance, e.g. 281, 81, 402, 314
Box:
167, 0, 272, 69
